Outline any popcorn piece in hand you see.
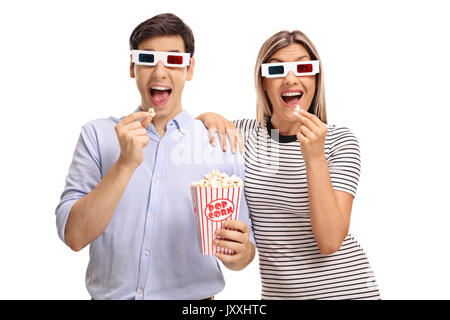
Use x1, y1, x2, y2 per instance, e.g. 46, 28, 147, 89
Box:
190, 169, 244, 188
148, 107, 156, 117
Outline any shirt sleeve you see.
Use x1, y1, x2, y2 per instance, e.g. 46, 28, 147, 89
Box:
55, 122, 102, 245
327, 127, 361, 198
232, 119, 258, 145
226, 150, 256, 246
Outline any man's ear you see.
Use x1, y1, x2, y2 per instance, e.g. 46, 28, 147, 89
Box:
130, 54, 135, 78
186, 57, 195, 81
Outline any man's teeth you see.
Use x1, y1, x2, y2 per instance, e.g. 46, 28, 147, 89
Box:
151, 86, 171, 91
282, 92, 302, 97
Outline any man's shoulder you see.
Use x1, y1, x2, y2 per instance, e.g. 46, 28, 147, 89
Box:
81, 116, 119, 133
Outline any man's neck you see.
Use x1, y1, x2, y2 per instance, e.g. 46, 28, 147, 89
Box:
145, 107, 183, 138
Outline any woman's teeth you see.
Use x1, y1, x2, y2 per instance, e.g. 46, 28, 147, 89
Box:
282, 92, 302, 97
281, 92, 302, 105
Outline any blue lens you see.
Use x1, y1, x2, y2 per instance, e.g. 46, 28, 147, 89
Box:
268, 65, 284, 75
139, 53, 154, 63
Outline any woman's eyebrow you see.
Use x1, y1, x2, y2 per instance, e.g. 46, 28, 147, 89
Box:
269, 55, 310, 62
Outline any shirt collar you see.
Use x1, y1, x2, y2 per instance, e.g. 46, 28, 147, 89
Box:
134, 106, 194, 135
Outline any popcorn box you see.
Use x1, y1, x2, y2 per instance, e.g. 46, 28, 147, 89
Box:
190, 186, 243, 255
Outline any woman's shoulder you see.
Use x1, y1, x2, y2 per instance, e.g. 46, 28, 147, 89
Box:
326, 124, 358, 142
232, 118, 261, 132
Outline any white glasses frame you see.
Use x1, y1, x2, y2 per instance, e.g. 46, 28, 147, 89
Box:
261, 60, 320, 78
131, 50, 191, 67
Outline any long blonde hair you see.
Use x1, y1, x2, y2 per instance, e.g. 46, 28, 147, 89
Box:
254, 30, 327, 125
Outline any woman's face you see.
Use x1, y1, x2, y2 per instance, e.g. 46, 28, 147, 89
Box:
263, 42, 316, 124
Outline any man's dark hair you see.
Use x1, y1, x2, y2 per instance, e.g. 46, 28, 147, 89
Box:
129, 13, 195, 57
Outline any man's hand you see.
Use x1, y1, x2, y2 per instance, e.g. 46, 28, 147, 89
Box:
114, 111, 152, 170
214, 220, 255, 271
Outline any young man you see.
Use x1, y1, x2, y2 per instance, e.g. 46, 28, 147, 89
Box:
55, 13, 255, 300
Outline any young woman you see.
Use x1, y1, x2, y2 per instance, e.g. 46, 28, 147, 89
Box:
198, 30, 380, 300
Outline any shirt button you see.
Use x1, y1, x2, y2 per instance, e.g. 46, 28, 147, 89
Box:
137, 289, 143, 295
144, 250, 150, 256
149, 213, 154, 219
155, 179, 160, 183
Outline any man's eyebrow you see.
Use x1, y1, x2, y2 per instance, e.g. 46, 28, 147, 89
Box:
269, 55, 309, 62
141, 48, 181, 53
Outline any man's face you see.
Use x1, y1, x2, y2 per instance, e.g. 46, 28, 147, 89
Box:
130, 35, 194, 120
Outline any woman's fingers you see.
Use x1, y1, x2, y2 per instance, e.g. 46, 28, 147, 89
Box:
208, 128, 217, 147
293, 111, 320, 136
299, 124, 315, 140
226, 128, 239, 154
218, 127, 228, 151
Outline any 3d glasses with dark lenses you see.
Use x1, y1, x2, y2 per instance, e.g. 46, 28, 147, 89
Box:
131, 50, 191, 67
261, 60, 320, 78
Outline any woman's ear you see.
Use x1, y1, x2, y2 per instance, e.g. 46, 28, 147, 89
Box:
186, 57, 195, 81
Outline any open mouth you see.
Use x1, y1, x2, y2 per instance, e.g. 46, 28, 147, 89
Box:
150, 85, 172, 106
281, 90, 302, 107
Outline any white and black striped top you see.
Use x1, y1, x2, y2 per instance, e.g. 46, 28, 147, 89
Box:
233, 118, 380, 300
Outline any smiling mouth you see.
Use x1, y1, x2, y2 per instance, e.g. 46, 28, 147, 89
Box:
150, 86, 172, 106
281, 91, 302, 107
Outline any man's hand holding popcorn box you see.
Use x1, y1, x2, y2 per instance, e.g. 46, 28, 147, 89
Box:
191, 170, 255, 271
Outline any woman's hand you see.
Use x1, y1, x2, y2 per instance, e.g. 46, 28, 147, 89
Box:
196, 112, 244, 153
293, 109, 327, 164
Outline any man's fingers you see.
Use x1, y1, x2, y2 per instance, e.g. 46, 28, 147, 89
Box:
222, 220, 249, 234
216, 228, 245, 243
135, 135, 150, 148
140, 116, 152, 128
129, 128, 148, 136
214, 238, 241, 253
120, 111, 151, 126
215, 252, 237, 263
124, 121, 144, 130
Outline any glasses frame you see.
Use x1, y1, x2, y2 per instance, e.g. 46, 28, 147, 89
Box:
131, 50, 191, 68
261, 60, 320, 78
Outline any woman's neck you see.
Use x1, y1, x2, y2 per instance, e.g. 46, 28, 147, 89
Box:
270, 114, 298, 136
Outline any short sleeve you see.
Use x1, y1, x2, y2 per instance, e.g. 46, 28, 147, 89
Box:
55, 123, 102, 245
326, 126, 361, 198
232, 119, 258, 144
219, 141, 256, 246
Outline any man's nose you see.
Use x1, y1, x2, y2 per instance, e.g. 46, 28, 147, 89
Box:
283, 71, 298, 86
153, 60, 168, 77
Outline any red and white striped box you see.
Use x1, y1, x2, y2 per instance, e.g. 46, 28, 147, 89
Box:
190, 186, 243, 255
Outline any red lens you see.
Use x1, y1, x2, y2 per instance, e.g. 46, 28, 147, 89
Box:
167, 55, 183, 65
297, 64, 313, 73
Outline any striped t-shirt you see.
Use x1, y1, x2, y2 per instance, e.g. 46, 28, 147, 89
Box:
233, 118, 380, 300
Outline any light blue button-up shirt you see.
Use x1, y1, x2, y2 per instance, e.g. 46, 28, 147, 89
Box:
55, 109, 254, 300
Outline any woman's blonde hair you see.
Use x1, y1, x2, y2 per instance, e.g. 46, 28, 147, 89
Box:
254, 30, 327, 125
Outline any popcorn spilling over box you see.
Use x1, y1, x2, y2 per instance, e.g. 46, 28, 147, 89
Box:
190, 170, 244, 255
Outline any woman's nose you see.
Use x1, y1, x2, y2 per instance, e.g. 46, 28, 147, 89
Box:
283, 71, 298, 86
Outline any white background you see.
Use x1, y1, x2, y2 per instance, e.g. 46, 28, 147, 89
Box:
0, 0, 449, 299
